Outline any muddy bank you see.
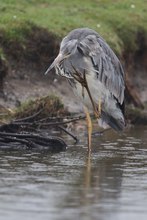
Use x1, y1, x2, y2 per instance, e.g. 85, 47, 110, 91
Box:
123, 30, 147, 106
0, 26, 147, 124
0, 26, 81, 112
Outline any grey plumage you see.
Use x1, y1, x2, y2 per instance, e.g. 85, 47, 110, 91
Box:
45, 28, 125, 131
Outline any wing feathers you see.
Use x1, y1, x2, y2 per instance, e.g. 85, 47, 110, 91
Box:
77, 35, 125, 104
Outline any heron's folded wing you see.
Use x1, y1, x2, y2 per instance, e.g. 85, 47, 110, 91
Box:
77, 35, 125, 104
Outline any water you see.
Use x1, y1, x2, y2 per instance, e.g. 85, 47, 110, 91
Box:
0, 126, 147, 220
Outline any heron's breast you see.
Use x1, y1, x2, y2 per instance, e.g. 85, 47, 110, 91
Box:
70, 72, 110, 110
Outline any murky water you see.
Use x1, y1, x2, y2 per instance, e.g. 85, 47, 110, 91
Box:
0, 126, 147, 220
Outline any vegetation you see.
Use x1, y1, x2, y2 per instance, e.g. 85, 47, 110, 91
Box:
0, 95, 67, 123
14, 95, 66, 119
0, 0, 146, 55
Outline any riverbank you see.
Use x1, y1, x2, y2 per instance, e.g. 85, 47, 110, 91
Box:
0, 0, 147, 124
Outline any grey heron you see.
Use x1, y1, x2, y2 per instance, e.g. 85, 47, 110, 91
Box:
45, 28, 125, 152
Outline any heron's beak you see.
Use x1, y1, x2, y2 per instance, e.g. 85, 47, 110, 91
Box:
44, 53, 63, 75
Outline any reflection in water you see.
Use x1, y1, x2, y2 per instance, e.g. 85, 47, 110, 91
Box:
61, 144, 125, 220
0, 126, 147, 220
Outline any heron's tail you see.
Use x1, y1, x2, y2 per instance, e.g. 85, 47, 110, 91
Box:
99, 110, 125, 132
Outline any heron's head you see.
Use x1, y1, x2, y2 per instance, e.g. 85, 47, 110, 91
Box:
60, 38, 78, 55
45, 38, 77, 75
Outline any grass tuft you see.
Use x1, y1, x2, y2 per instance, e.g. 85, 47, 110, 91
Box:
14, 95, 67, 120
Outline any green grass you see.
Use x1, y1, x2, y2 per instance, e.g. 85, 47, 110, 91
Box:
14, 95, 65, 119
0, 0, 146, 54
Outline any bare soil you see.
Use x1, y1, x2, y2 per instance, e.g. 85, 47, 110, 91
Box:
1, 66, 82, 112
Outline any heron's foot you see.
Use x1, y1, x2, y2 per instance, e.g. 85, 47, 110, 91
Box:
72, 66, 87, 87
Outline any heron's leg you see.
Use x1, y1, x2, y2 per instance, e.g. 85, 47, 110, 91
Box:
84, 106, 92, 153
94, 98, 102, 119
98, 98, 102, 116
